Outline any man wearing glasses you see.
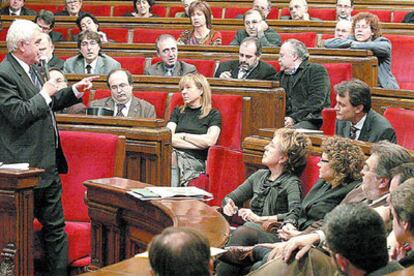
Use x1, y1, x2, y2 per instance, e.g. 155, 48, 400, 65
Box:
55, 0, 86, 17
63, 30, 120, 74
89, 69, 156, 118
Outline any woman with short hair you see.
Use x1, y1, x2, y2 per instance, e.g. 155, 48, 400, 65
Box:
76, 13, 108, 43
125, 0, 157, 18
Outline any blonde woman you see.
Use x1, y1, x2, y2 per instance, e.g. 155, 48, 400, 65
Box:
167, 73, 222, 186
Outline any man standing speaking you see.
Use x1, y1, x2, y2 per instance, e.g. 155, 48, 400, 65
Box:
0, 19, 96, 275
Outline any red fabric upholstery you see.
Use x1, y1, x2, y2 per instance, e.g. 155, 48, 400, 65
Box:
152, 5, 168, 17
0, 28, 8, 41
113, 56, 146, 74
151, 57, 216, 77
113, 5, 133, 16
169, 6, 185, 17
280, 32, 317, 47
25, 4, 61, 13
384, 34, 414, 90
321, 33, 335, 41
83, 5, 111, 16
321, 108, 336, 136
0, 54, 6, 62
267, 60, 281, 72
133, 28, 183, 43
169, 93, 243, 149
352, 10, 392, 22
53, 27, 69, 41
211, 7, 224, 19
323, 63, 353, 107
100, 28, 129, 43
82, 91, 91, 107
224, 7, 250, 18
393, 11, 409, 23
65, 222, 91, 265
384, 108, 414, 150
221, 30, 237, 45
204, 146, 245, 206
94, 90, 168, 118
280, 8, 290, 17
268, 8, 279, 19
308, 9, 336, 20
300, 155, 321, 196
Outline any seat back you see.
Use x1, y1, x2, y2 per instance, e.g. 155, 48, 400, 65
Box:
321, 107, 336, 136
384, 108, 414, 150
393, 11, 409, 23
308, 8, 336, 20
83, 5, 111, 16
323, 63, 353, 107
169, 93, 243, 149
385, 34, 414, 90
352, 10, 392, 22
113, 56, 146, 74
60, 131, 125, 222
300, 155, 321, 196
280, 32, 317, 47
25, 4, 61, 13
220, 30, 237, 45
224, 7, 249, 18
133, 28, 183, 43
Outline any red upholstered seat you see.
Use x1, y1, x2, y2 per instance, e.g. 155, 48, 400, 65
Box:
169, 93, 244, 205
25, 4, 61, 13
300, 155, 321, 195
308, 8, 336, 20
224, 7, 249, 18
169, 6, 185, 17
321, 108, 336, 136
0, 28, 8, 41
220, 30, 237, 45
0, 54, 6, 62
113, 56, 146, 74
393, 11, 409, 23
352, 10, 391, 22
321, 33, 335, 41
151, 57, 217, 77
83, 5, 111, 16
384, 34, 414, 90
323, 63, 353, 107
53, 27, 69, 41
267, 60, 280, 72
279, 32, 317, 47
94, 89, 168, 118
34, 131, 125, 271
133, 28, 183, 43
384, 108, 414, 150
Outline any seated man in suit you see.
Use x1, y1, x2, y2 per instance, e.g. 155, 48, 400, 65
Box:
333, 19, 352, 39
90, 69, 156, 118
0, 0, 36, 15
149, 227, 213, 276
230, 8, 281, 47
63, 30, 121, 74
281, 0, 321, 21
334, 79, 396, 143
145, 34, 197, 76
35, 9, 64, 42
336, 0, 353, 21
55, 0, 86, 17
278, 39, 330, 130
37, 33, 64, 74
214, 37, 277, 81
390, 179, 414, 268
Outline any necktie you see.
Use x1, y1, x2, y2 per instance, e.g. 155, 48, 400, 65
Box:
165, 68, 173, 76
11, 12, 17, 16
29, 67, 42, 90
116, 104, 126, 117
349, 125, 359, 140
86, 64, 92, 74
238, 69, 248, 79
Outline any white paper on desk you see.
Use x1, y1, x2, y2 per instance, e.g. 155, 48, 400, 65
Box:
146, 186, 213, 200
135, 247, 227, 258
0, 163, 29, 170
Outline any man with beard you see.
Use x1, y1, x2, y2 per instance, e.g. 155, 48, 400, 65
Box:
214, 37, 277, 80
89, 69, 156, 118
144, 34, 196, 76
63, 30, 120, 74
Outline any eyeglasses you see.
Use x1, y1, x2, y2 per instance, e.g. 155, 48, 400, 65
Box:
110, 83, 130, 91
80, 40, 98, 47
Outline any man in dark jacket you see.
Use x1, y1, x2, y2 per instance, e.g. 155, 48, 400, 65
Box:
0, 0, 36, 15
35, 9, 64, 42
214, 37, 277, 81
277, 39, 330, 130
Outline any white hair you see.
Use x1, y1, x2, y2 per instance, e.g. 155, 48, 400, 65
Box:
6, 19, 40, 52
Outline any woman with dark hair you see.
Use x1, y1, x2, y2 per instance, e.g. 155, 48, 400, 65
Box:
217, 136, 365, 275
167, 73, 222, 187
75, 12, 108, 43
324, 12, 399, 89
177, 1, 222, 45
125, 0, 157, 18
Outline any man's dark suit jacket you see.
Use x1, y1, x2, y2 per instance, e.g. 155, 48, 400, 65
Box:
50, 31, 64, 42
277, 60, 330, 126
0, 54, 81, 187
336, 109, 397, 143
214, 60, 277, 80
0, 6, 36, 15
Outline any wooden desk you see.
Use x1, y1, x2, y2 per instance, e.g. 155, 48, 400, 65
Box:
0, 168, 44, 276
56, 115, 172, 186
84, 177, 230, 269
82, 257, 151, 276
387, 265, 414, 276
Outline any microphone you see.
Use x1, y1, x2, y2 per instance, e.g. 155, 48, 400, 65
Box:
40, 58, 50, 81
